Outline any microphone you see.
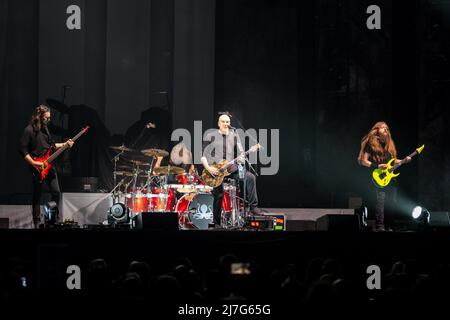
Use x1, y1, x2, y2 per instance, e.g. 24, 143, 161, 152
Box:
146, 122, 156, 129
228, 125, 236, 130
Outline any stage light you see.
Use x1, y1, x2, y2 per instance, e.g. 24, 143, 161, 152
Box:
412, 206, 430, 225
108, 203, 130, 225
355, 206, 368, 229
44, 201, 59, 225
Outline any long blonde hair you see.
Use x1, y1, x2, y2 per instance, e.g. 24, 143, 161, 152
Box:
358, 121, 397, 163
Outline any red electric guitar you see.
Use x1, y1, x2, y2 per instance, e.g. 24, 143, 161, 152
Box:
32, 126, 90, 182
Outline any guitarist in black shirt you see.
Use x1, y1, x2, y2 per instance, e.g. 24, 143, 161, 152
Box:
201, 113, 261, 227
357, 121, 410, 231
19, 105, 74, 228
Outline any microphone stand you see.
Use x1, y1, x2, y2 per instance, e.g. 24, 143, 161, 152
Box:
230, 118, 262, 225
229, 127, 249, 226
232, 117, 260, 177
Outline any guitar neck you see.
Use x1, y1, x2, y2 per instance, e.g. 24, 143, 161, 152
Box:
391, 150, 418, 171
46, 128, 87, 164
222, 149, 253, 171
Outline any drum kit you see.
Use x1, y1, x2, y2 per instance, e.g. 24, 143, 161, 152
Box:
109, 145, 245, 229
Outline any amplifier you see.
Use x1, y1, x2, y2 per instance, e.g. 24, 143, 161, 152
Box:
246, 214, 285, 231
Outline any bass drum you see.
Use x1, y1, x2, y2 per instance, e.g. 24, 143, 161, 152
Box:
176, 193, 213, 230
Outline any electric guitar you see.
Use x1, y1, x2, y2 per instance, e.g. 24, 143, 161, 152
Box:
202, 144, 262, 188
31, 126, 90, 182
372, 144, 425, 188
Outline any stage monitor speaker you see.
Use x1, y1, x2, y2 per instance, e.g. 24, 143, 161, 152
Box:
132, 212, 179, 231
429, 212, 450, 229
61, 177, 99, 193
316, 214, 360, 231
0, 218, 9, 229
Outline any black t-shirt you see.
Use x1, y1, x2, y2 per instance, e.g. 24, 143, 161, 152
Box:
202, 130, 243, 173
19, 125, 54, 158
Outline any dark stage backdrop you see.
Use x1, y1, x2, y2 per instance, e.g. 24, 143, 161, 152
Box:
1, 0, 449, 213
214, 0, 449, 213
215, 0, 397, 208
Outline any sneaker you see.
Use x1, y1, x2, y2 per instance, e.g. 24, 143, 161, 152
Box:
374, 225, 385, 232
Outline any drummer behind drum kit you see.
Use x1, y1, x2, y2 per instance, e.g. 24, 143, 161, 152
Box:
107, 144, 244, 230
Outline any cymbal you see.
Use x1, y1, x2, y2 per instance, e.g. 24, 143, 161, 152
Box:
141, 148, 169, 158
46, 98, 69, 114
114, 170, 147, 178
153, 166, 185, 175
114, 170, 132, 176
110, 145, 134, 152
127, 159, 152, 166
116, 164, 132, 170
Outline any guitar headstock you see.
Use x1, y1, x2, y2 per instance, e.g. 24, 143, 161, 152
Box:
82, 126, 90, 133
416, 144, 425, 154
250, 143, 262, 152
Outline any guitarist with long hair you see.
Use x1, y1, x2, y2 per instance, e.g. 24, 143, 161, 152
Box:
357, 121, 411, 231
19, 105, 74, 228
201, 113, 261, 228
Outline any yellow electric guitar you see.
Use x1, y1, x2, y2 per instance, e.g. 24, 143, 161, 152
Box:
372, 144, 425, 188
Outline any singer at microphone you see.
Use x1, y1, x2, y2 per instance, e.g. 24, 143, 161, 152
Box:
200, 113, 262, 229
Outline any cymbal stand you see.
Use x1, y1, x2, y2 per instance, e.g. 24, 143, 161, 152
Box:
110, 178, 128, 204
144, 157, 156, 189
123, 179, 132, 208
111, 150, 124, 189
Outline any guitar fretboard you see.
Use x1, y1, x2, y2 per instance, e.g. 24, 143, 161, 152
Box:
220, 147, 259, 172
389, 150, 418, 172
47, 128, 88, 164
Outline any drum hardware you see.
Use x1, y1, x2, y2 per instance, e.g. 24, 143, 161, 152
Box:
110, 144, 134, 188
221, 180, 248, 229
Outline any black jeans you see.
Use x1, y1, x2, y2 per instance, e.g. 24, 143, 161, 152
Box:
212, 171, 258, 225
31, 168, 61, 225
373, 184, 397, 229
